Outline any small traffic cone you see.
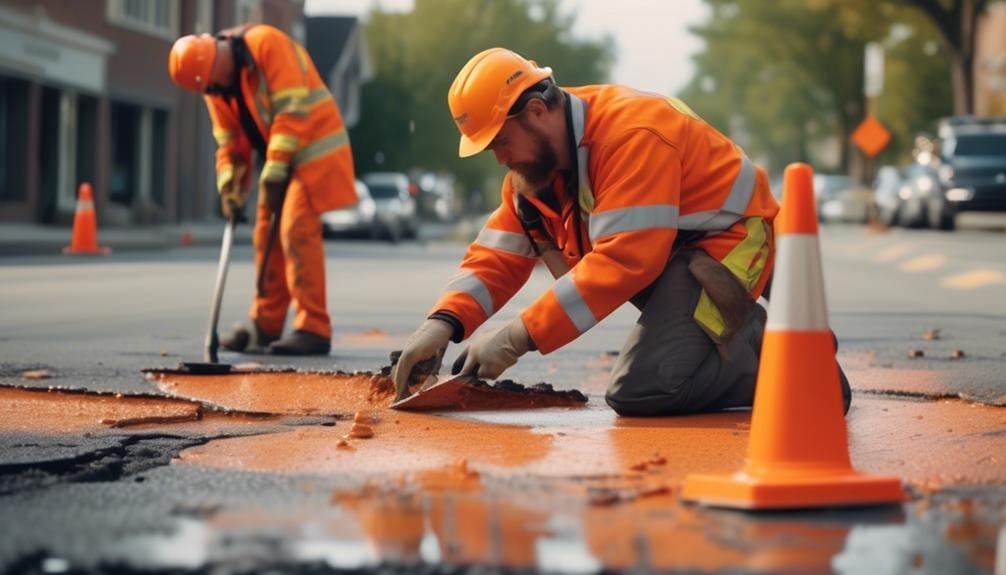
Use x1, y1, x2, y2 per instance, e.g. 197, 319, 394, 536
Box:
681, 163, 904, 509
63, 183, 110, 255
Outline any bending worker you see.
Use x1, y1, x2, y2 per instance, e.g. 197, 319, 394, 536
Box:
168, 24, 355, 356
393, 48, 851, 415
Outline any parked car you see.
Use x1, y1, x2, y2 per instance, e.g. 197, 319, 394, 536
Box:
814, 174, 872, 223
923, 117, 1006, 230
363, 172, 418, 242
415, 171, 460, 221
321, 180, 378, 239
889, 162, 938, 228
872, 163, 930, 227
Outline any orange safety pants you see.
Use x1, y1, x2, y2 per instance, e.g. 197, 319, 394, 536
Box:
248, 177, 331, 339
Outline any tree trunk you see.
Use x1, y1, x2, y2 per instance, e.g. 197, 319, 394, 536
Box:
902, 0, 982, 115
950, 49, 976, 115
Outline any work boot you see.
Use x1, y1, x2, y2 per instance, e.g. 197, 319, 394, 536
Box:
832, 331, 852, 415
220, 321, 279, 354
268, 330, 331, 356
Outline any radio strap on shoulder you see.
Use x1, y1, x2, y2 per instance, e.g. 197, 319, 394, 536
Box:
225, 30, 268, 161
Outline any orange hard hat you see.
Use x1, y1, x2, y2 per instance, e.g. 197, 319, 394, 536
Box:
168, 34, 217, 92
448, 48, 553, 158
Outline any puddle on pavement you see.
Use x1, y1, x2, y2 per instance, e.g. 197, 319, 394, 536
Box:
126, 474, 1001, 573
168, 392, 1005, 570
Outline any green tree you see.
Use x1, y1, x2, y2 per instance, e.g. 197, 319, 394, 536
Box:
883, 0, 993, 115
350, 0, 613, 206
680, 0, 953, 175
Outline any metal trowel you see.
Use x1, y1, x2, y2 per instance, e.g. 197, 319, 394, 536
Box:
389, 373, 480, 411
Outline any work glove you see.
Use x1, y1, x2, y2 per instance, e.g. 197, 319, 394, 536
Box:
219, 164, 248, 220
392, 319, 454, 401
452, 317, 531, 380
262, 180, 287, 214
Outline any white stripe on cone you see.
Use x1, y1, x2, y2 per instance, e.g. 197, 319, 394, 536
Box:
765, 234, 830, 331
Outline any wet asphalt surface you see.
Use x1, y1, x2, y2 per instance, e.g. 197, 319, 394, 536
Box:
1, 224, 1005, 574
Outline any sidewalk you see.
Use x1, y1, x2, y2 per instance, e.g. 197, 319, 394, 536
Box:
0, 221, 254, 256
0, 215, 489, 257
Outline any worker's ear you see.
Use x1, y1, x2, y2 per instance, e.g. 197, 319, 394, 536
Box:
523, 97, 548, 120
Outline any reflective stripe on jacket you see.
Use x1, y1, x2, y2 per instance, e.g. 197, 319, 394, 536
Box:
431, 85, 779, 353
205, 24, 355, 213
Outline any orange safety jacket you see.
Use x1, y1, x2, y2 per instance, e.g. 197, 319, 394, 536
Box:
205, 24, 355, 214
431, 85, 780, 354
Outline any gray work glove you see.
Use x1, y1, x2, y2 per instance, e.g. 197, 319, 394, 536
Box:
452, 317, 531, 380
219, 164, 248, 219
392, 318, 454, 401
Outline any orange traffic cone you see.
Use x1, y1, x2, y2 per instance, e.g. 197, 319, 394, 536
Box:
63, 183, 110, 255
681, 163, 904, 509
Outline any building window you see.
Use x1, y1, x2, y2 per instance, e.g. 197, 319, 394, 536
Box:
110, 101, 140, 206
0, 77, 29, 203
151, 109, 168, 208
107, 0, 179, 39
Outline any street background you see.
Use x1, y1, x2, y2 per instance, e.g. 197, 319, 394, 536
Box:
2, 0, 1006, 573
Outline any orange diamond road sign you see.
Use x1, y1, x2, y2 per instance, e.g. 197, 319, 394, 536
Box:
852, 115, 891, 157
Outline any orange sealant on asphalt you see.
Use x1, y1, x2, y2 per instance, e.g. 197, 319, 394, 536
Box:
148, 371, 397, 415
0, 386, 202, 433
149, 370, 588, 414
178, 393, 1005, 487
0, 386, 296, 436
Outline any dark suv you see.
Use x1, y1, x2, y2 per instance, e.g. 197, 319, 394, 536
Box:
925, 117, 1006, 230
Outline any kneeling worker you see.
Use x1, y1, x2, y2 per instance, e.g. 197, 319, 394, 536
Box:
393, 48, 851, 415
168, 24, 356, 355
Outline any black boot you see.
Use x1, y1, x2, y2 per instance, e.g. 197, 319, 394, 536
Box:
269, 330, 331, 356
220, 322, 279, 354
832, 331, 852, 415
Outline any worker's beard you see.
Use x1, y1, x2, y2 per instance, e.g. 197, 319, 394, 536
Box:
509, 118, 558, 194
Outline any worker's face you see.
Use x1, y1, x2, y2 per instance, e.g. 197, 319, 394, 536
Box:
489, 109, 557, 192
204, 40, 233, 94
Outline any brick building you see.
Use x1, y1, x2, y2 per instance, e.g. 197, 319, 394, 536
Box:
0, 0, 304, 226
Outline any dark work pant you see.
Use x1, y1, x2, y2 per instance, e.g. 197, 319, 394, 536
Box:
605, 257, 852, 416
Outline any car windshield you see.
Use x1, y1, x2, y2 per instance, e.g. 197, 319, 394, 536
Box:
814, 175, 854, 196
367, 183, 400, 199
943, 134, 1006, 157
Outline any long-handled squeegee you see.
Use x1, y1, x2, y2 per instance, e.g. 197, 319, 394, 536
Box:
179, 213, 238, 375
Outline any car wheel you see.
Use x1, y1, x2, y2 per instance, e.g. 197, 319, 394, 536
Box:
385, 221, 402, 244
878, 204, 898, 227
898, 199, 925, 228
405, 220, 419, 240
928, 201, 956, 231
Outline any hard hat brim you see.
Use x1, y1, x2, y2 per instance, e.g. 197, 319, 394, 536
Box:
458, 132, 494, 158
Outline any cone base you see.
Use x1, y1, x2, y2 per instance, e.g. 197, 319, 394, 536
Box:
63, 246, 111, 256
681, 471, 904, 510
